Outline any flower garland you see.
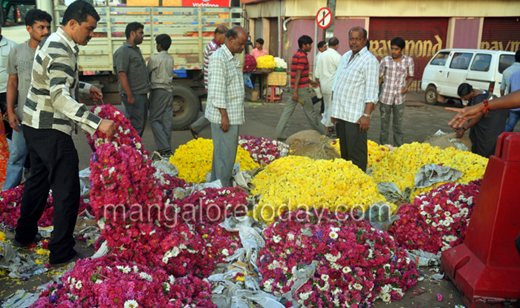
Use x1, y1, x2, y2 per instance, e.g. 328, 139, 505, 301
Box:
170, 138, 260, 184
256, 55, 276, 69
238, 135, 289, 166
88, 104, 147, 156
331, 139, 391, 169
243, 54, 257, 73
259, 208, 419, 307
31, 255, 215, 308
251, 156, 395, 225
371, 143, 488, 201
0, 186, 91, 229
388, 180, 481, 253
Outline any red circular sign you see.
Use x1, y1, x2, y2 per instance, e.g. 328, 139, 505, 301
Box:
316, 7, 332, 29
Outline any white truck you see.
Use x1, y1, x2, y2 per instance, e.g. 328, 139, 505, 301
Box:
1, 0, 244, 129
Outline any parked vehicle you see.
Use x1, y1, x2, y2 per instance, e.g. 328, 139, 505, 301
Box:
1, 0, 244, 130
421, 48, 515, 105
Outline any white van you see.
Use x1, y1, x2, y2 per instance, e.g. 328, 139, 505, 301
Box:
421, 49, 516, 105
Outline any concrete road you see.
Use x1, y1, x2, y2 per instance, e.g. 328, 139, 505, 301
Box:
73, 90, 493, 170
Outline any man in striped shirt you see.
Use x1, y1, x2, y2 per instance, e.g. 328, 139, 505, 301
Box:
14, 0, 115, 266
189, 25, 227, 139
274, 35, 327, 140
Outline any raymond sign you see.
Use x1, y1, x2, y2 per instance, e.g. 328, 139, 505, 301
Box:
183, 0, 230, 7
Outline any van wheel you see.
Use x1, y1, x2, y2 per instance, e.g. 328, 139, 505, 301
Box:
424, 86, 438, 105
171, 83, 200, 131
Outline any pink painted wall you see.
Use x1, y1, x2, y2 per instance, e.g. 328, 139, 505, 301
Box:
285, 18, 367, 69
334, 19, 367, 55
287, 19, 324, 70
453, 19, 481, 49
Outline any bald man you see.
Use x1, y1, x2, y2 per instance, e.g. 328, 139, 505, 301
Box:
205, 26, 247, 187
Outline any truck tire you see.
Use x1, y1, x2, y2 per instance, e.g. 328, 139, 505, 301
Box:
424, 85, 438, 105
171, 83, 200, 131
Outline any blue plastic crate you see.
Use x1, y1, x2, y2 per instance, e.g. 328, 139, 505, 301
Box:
173, 70, 187, 78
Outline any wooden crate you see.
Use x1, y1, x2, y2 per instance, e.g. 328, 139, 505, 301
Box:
267, 72, 287, 86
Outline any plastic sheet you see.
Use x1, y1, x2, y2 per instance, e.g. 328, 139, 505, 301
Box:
408, 249, 441, 267
414, 164, 463, 189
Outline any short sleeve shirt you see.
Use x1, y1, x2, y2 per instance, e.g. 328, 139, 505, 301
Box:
0, 36, 18, 93
113, 42, 150, 95
7, 41, 36, 120
291, 49, 310, 88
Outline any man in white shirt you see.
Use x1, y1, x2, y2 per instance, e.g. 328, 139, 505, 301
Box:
315, 37, 341, 133
331, 27, 379, 172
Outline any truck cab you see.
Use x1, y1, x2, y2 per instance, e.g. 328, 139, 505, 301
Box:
1, 0, 244, 130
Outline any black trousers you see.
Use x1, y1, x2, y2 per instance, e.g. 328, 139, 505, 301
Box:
15, 126, 80, 264
336, 119, 368, 172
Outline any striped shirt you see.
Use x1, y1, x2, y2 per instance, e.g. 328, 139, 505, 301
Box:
379, 55, 414, 105
23, 28, 102, 135
205, 44, 245, 125
204, 38, 221, 90
331, 47, 379, 123
291, 49, 310, 88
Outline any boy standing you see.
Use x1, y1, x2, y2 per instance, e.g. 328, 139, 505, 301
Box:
148, 34, 174, 156
378, 37, 414, 147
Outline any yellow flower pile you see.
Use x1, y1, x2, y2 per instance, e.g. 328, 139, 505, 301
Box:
331, 139, 391, 168
256, 55, 276, 69
170, 138, 260, 183
251, 156, 396, 224
371, 142, 488, 201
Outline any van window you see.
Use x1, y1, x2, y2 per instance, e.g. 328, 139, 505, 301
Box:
430, 52, 449, 66
450, 53, 473, 70
499, 55, 515, 74
2, 1, 35, 26
470, 54, 491, 72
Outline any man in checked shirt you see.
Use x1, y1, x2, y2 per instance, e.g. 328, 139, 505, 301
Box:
331, 27, 379, 173
378, 37, 414, 147
13, 0, 115, 266
206, 26, 247, 187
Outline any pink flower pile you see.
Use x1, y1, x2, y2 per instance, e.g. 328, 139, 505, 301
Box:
388, 180, 481, 253
243, 54, 257, 73
259, 209, 419, 307
31, 255, 215, 308
239, 135, 289, 165
0, 186, 91, 229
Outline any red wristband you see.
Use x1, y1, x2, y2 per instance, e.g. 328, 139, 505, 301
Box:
482, 99, 490, 117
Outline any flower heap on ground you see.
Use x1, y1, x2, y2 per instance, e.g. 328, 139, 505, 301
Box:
388, 180, 481, 253
87, 105, 247, 278
243, 54, 257, 73
238, 135, 289, 166
371, 142, 488, 201
331, 139, 391, 169
170, 138, 260, 183
30, 255, 215, 308
256, 55, 276, 69
251, 156, 395, 225
259, 208, 419, 307
0, 186, 90, 229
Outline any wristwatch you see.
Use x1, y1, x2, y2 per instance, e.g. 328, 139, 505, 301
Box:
363, 113, 371, 119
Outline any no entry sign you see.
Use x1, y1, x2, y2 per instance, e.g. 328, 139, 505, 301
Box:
316, 7, 332, 29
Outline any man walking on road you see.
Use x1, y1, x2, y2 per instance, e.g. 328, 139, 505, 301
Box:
4, 9, 52, 190
315, 37, 341, 134
206, 26, 247, 187
331, 27, 379, 172
274, 35, 327, 140
113, 22, 150, 137
378, 37, 414, 147
189, 25, 227, 139
148, 34, 174, 156
14, 0, 116, 266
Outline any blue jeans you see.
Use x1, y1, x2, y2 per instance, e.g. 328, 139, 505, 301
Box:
505, 110, 520, 132
3, 123, 28, 190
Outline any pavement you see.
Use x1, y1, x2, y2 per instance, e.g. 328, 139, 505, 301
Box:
2, 89, 520, 307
